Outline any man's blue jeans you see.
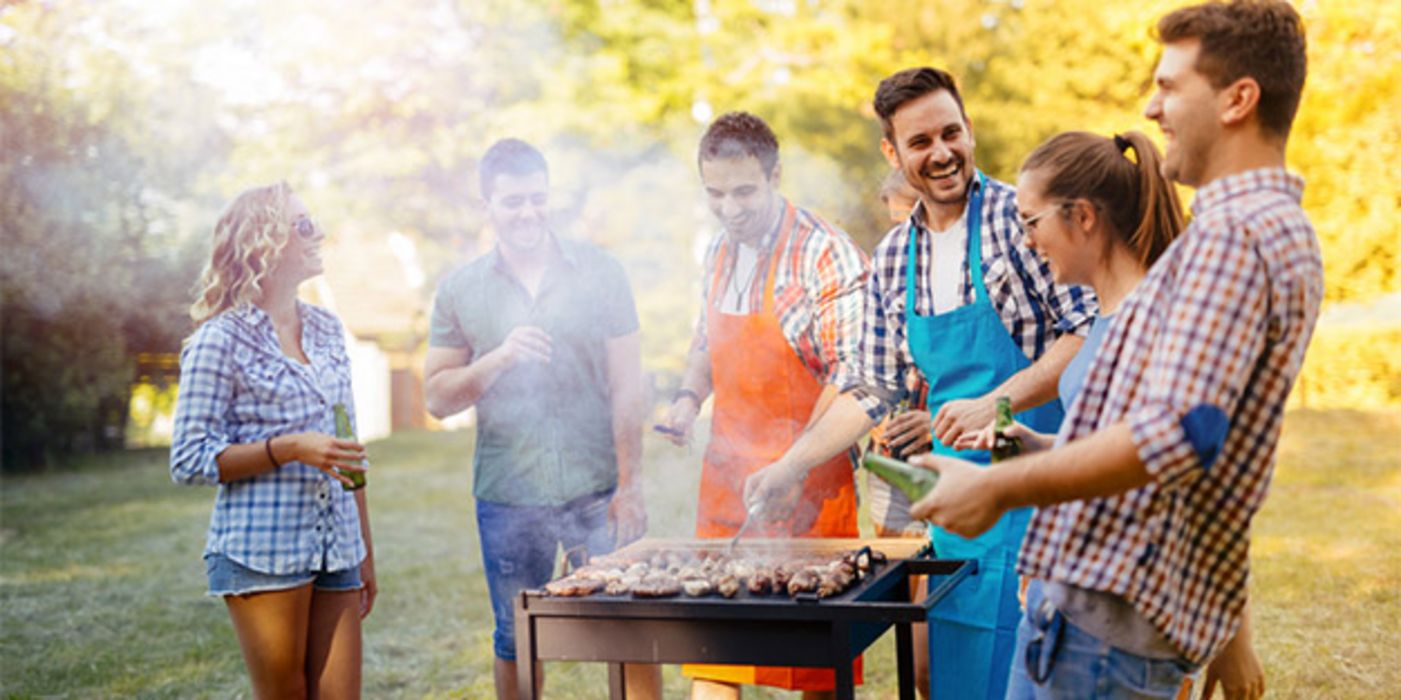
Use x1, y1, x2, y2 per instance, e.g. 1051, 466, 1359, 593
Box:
476, 489, 615, 660
1006, 579, 1197, 699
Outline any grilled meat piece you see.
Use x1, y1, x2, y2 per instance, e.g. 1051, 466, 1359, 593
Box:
676, 565, 704, 581
682, 578, 714, 597
772, 566, 793, 591
786, 569, 822, 596
817, 568, 856, 598
631, 573, 682, 598
716, 574, 740, 598
747, 569, 774, 595
545, 575, 605, 597
828, 560, 857, 579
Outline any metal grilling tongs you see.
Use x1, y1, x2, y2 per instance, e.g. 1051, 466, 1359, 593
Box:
727, 502, 765, 554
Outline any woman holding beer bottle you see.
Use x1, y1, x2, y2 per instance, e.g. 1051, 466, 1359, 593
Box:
957, 131, 1184, 450
170, 182, 376, 699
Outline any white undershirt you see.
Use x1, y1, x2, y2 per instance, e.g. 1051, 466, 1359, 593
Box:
718, 242, 762, 313
929, 216, 968, 314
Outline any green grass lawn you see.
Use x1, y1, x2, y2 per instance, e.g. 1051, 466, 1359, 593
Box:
2, 409, 1398, 698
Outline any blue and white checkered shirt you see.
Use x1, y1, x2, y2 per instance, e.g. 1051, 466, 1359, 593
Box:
837, 174, 1097, 420
170, 302, 366, 575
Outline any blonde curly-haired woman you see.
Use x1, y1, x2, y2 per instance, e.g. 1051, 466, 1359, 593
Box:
170, 182, 376, 699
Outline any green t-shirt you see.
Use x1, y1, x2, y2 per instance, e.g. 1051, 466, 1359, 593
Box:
428, 237, 639, 506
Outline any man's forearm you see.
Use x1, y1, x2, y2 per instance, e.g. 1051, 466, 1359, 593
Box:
605, 332, 645, 489
991, 333, 1084, 412
781, 391, 878, 475
990, 421, 1151, 510
678, 345, 713, 401
613, 412, 643, 490
424, 348, 509, 418
611, 388, 644, 489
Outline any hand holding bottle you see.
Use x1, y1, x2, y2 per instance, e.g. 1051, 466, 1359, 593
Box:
952, 419, 1053, 454
881, 409, 934, 457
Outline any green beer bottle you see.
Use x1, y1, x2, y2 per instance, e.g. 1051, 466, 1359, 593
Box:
861, 452, 939, 503
332, 402, 367, 491
991, 395, 1021, 462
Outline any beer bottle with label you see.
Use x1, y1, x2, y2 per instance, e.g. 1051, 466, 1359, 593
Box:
991, 395, 1021, 462
878, 394, 912, 456
332, 402, 367, 491
861, 452, 939, 503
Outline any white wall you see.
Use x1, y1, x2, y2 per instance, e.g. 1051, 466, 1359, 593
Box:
347, 334, 391, 442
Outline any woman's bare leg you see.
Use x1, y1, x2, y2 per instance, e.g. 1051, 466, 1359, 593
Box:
305, 588, 363, 699
225, 584, 314, 700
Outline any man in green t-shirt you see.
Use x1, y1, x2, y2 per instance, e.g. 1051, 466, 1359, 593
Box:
424, 138, 652, 699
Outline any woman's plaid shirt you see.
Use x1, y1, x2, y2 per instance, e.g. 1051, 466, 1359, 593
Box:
170, 303, 367, 576
838, 174, 1096, 419
1018, 168, 1324, 664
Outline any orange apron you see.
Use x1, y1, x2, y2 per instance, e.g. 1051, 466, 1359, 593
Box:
683, 210, 861, 690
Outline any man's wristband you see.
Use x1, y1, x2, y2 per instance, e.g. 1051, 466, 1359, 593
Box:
674, 388, 701, 406
264, 436, 281, 469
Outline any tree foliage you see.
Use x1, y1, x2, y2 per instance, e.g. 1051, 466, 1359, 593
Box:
1, 4, 214, 468
3, 0, 1398, 468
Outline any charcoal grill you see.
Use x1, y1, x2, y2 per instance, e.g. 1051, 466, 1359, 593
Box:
513, 537, 975, 699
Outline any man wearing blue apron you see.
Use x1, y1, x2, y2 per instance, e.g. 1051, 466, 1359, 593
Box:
742, 67, 1095, 699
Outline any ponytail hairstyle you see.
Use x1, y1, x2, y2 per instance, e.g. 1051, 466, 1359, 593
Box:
1019, 131, 1184, 269
190, 182, 295, 325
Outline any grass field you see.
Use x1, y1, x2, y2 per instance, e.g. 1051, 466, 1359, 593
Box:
2, 409, 1398, 698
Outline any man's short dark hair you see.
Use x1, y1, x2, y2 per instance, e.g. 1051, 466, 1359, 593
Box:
873, 67, 967, 141
697, 112, 780, 175
479, 138, 548, 200
1157, 0, 1307, 138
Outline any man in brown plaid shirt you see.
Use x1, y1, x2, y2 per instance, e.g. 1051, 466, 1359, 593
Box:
911, 2, 1322, 699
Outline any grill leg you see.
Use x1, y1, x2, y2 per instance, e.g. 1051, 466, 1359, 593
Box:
515, 594, 538, 700
831, 622, 854, 700
608, 662, 626, 699
896, 622, 915, 700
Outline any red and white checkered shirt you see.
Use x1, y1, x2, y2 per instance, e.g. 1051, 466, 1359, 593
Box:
1017, 168, 1323, 664
692, 198, 869, 384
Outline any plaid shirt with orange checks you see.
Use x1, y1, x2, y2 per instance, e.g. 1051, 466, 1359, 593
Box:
1018, 168, 1324, 665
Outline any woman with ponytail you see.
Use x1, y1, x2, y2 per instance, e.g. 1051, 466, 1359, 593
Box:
958, 130, 1183, 452
171, 182, 376, 699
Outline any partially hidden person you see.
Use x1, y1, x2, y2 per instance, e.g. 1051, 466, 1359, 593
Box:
864, 169, 936, 697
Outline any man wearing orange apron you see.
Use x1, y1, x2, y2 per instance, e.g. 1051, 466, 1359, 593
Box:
657, 112, 868, 700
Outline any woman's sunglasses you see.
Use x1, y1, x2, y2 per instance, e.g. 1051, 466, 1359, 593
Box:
294, 217, 322, 239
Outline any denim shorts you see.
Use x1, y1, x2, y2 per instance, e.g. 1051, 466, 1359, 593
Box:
477, 489, 615, 661
205, 553, 363, 597
1006, 579, 1196, 699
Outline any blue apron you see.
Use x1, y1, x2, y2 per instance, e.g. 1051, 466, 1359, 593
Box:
905, 171, 1065, 699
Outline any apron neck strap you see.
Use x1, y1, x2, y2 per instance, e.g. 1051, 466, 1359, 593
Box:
710, 199, 796, 316
967, 170, 988, 303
